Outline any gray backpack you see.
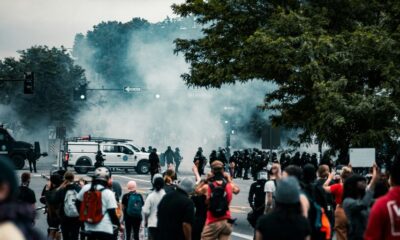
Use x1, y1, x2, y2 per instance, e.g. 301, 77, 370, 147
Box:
64, 189, 79, 217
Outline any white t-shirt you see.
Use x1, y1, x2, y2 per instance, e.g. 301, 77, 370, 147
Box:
142, 189, 166, 228
77, 184, 118, 234
264, 180, 276, 193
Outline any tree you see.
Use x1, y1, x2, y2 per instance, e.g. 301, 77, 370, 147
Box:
173, 0, 400, 162
0, 46, 87, 129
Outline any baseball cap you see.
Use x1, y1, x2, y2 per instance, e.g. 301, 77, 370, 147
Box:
93, 167, 111, 182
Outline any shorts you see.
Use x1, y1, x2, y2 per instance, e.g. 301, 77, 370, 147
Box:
201, 220, 232, 240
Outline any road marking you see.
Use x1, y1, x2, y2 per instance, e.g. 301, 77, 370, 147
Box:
232, 232, 253, 240
113, 174, 151, 183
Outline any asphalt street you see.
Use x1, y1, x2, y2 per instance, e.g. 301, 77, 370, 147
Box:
16, 157, 255, 240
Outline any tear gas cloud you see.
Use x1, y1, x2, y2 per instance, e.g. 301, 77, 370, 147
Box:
73, 19, 274, 170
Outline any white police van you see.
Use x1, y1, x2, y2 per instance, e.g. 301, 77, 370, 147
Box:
63, 136, 150, 174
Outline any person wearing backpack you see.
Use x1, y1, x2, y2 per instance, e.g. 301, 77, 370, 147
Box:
77, 167, 121, 240
54, 171, 81, 240
121, 181, 144, 240
195, 160, 240, 240
302, 164, 332, 240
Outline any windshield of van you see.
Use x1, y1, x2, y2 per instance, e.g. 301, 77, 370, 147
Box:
127, 144, 140, 152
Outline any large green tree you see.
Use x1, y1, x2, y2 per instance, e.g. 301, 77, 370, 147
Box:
0, 46, 87, 129
173, 0, 400, 161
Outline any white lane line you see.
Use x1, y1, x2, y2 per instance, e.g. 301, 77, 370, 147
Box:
113, 174, 151, 183
232, 232, 253, 240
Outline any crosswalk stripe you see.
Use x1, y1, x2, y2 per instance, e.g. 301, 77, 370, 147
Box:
232, 232, 253, 240
113, 174, 151, 183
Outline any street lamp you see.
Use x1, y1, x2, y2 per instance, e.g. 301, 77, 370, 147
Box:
155, 94, 161, 99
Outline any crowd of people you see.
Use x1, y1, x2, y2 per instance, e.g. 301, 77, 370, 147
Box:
246, 156, 400, 240
0, 147, 399, 240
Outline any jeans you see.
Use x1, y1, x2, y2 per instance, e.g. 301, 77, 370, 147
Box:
125, 217, 141, 240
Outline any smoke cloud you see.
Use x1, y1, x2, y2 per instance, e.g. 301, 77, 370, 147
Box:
72, 18, 273, 170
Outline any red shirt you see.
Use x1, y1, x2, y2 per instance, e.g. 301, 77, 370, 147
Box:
365, 186, 400, 240
330, 183, 343, 205
205, 181, 232, 225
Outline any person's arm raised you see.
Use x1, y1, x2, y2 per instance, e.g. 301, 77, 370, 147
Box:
323, 171, 334, 193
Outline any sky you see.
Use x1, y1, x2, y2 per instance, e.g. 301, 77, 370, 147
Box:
0, 0, 184, 59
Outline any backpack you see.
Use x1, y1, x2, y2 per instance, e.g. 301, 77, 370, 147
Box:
208, 181, 229, 217
64, 189, 79, 217
126, 193, 143, 218
79, 187, 105, 224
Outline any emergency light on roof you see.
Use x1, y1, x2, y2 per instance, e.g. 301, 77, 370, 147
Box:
66, 136, 132, 143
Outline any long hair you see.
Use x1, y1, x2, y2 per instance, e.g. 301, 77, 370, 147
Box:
342, 175, 366, 201
153, 177, 164, 192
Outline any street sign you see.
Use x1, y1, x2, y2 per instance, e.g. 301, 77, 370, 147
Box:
123, 86, 141, 92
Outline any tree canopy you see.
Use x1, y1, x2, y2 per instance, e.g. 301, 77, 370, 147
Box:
0, 46, 87, 129
173, 0, 400, 161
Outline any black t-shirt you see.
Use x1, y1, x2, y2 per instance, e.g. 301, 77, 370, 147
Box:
17, 186, 36, 205
249, 180, 266, 209
157, 189, 195, 240
256, 211, 311, 240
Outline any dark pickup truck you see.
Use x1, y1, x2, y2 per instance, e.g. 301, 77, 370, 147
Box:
0, 126, 46, 169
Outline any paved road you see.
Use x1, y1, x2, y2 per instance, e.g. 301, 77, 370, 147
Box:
16, 158, 255, 240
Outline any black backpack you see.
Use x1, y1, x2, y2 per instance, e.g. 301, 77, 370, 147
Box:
208, 181, 229, 217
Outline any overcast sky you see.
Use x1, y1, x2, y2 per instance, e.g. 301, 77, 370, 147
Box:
0, 0, 184, 59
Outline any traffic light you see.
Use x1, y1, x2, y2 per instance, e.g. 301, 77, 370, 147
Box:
73, 84, 87, 101
23, 72, 34, 94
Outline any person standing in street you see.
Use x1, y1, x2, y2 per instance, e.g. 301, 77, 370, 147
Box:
149, 148, 160, 182
365, 155, 400, 240
256, 177, 311, 240
28, 156, 37, 173
142, 176, 166, 240
157, 177, 196, 240
164, 146, 175, 169
264, 163, 281, 213
122, 181, 144, 240
0, 157, 43, 240
323, 166, 353, 240
54, 171, 82, 240
195, 161, 240, 240
248, 171, 268, 228
77, 167, 121, 240
194, 147, 207, 176
174, 147, 183, 173
17, 172, 36, 209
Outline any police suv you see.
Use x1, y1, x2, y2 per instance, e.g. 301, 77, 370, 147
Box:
63, 137, 150, 174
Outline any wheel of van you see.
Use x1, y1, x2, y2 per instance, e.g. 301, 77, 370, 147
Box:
75, 157, 91, 174
136, 160, 149, 174
12, 155, 25, 170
